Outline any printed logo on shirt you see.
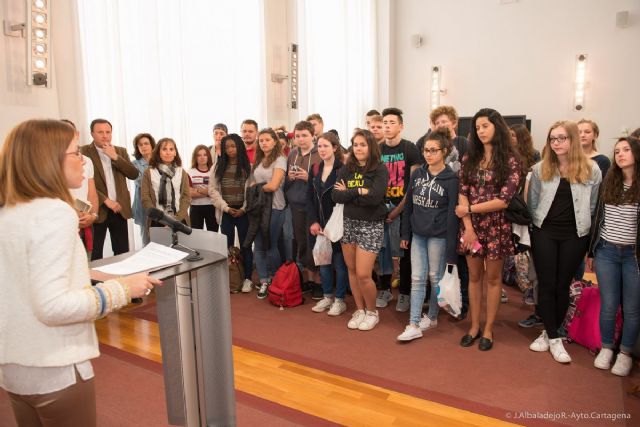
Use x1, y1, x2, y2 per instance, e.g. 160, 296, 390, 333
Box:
347, 172, 364, 188
412, 176, 445, 208
381, 152, 406, 198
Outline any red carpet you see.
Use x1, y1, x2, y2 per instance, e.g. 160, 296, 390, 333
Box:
0, 344, 335, 427
225, 286, 639, 427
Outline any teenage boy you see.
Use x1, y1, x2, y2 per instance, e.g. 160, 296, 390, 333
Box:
306, 113, 324, 141
377, 108, 421, 312
285, 121, 322, 298
368, 114, 385, 145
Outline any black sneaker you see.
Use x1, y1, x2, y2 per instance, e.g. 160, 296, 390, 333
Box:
301, 281, 313, 294
311, 284, 324, 300
518, 314, 543, 328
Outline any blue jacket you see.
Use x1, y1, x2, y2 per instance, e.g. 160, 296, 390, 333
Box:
401, 164, 459, 264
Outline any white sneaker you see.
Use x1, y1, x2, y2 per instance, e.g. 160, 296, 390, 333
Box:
594, 348, 614, 370
529, 330, 550, 352
397, 324, 423, 341
347, 310, 366, 329
358, 310, 380, 331
375, 290, 393, 308
418, 314, 437, 331
396, 294, 410, 312
611, 352, 633, 376
549, 338, 571, 363
311, 297, 333, 313
327, 299, 347, 316
241, 279, 253, 293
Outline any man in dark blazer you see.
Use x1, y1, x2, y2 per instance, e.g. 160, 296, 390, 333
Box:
81, 118, 139, 260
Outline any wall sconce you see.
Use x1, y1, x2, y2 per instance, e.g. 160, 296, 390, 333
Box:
290, 43, 298, 110
573, 54, 587, 111
430, 65, 444, 111
2, 0, 50, 87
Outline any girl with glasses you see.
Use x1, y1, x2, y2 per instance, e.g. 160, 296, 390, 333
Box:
528, 121, 601, 364
397, 128, 459, 341
455, 108, 522, 351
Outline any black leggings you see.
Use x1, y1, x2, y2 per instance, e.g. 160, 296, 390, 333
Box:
531, 227, 589, 339
190, 205, 218, 232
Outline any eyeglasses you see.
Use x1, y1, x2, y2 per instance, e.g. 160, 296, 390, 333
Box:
549, 135, 569, 144
424, 148, 442, 155
65, 149, 82, 158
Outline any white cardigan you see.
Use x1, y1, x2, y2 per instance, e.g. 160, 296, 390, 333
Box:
0, 198, 100, 368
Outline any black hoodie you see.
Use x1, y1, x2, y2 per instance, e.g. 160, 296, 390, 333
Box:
332, 163, 389, 222
401, 164, 459, 264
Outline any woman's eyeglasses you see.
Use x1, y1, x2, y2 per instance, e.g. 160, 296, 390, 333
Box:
549, 135, 569, 144
424, 148, 442, 155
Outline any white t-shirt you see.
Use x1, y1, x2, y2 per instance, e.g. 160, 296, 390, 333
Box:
188, 167, 212, 206
69, 155, 94, 202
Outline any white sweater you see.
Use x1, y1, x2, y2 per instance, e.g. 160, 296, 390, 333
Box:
0, 198, 100, 368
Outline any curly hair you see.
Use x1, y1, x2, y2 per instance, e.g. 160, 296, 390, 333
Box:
601, 137, 640, 205
461, 108, 516, 187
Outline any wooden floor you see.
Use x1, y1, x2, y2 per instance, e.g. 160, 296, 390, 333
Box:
95, 300, 517, 427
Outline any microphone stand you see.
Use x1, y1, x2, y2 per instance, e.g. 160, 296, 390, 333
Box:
171, 230, 203, 262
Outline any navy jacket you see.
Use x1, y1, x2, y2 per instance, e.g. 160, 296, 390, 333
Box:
401, 164, 459, 264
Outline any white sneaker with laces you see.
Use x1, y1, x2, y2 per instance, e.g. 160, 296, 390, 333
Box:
347, 310, 366, 329
397, 324, 423, 341
241, 279, 253, 293
257, 283, 269, 300
611, 352, 633, 376
418, 314, 437, 331
549, 338, 571, 363
327, 299, 347, 316
375, 290, 393, 308
311, 297, 333, 313
358, 310, 380, 331
529, 330, 550, 352
594, 348, 614, 370
396, 294, 410, 312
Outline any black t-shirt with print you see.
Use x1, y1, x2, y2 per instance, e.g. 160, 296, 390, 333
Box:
380, 139, 420, 205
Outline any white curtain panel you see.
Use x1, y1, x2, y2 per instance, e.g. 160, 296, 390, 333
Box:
297, 0, 378, 147
76, 0, 267, 157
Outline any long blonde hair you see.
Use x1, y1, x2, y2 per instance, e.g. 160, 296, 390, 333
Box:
0, 119, 75, 207
540, 120, 592, 184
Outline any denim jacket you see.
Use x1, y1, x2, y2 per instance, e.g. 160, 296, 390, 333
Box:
527, 162, 602, 237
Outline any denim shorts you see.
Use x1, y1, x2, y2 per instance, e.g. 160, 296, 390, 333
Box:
342, 217, 384, 253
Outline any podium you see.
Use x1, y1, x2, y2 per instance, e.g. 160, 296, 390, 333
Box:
92, 228, 235, 426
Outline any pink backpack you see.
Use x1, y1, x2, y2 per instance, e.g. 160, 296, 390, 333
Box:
267, 261, 303, 309
567, 286, 622, 353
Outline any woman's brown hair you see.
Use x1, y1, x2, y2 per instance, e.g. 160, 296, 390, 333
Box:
253, 128, 283, 170
601, 137, 640, 205
190, 144, 213, 170
149, 138, 182, 168
346, 129, 381, 173
318, 132, 344, 163
0, 119, 75, 207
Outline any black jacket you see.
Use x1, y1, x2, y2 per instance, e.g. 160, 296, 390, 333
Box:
332, 164, 388, 222
307, 159, 344, 252
243, 183, 273, 249
588, 193, 640, 260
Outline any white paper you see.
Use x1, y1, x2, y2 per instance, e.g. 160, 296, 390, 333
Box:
93, 242, 189, 275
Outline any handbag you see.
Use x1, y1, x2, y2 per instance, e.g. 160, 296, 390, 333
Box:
323, 204, 344, 242
505, 193, 531, 225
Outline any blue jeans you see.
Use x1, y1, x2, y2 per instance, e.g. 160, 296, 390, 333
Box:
254, 208, 285, 282
320, 249, 349, 299
594, 240, 640, 353
377, 204, 401, 276
409, 234, 446, 325
282, 206, 294, 262
220, 212, 253, 280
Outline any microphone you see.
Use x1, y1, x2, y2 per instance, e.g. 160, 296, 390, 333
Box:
147, 208, 192, 235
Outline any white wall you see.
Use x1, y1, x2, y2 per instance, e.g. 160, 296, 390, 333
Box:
391, 0, 640, 155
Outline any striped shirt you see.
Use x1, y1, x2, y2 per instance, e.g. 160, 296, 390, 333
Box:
601, 184, 638, 245
220, 163, 246, 208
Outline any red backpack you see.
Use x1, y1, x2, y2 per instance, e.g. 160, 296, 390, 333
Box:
268, 261, 303, 309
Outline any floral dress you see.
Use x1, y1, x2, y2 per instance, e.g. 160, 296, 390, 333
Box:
457, 154, 522, 260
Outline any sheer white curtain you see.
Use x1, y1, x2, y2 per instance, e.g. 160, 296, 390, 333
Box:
297, 0, 377, 146
76, 0, 266, 156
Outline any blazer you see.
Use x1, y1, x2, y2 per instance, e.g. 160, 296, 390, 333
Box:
81, 143, 139, 222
